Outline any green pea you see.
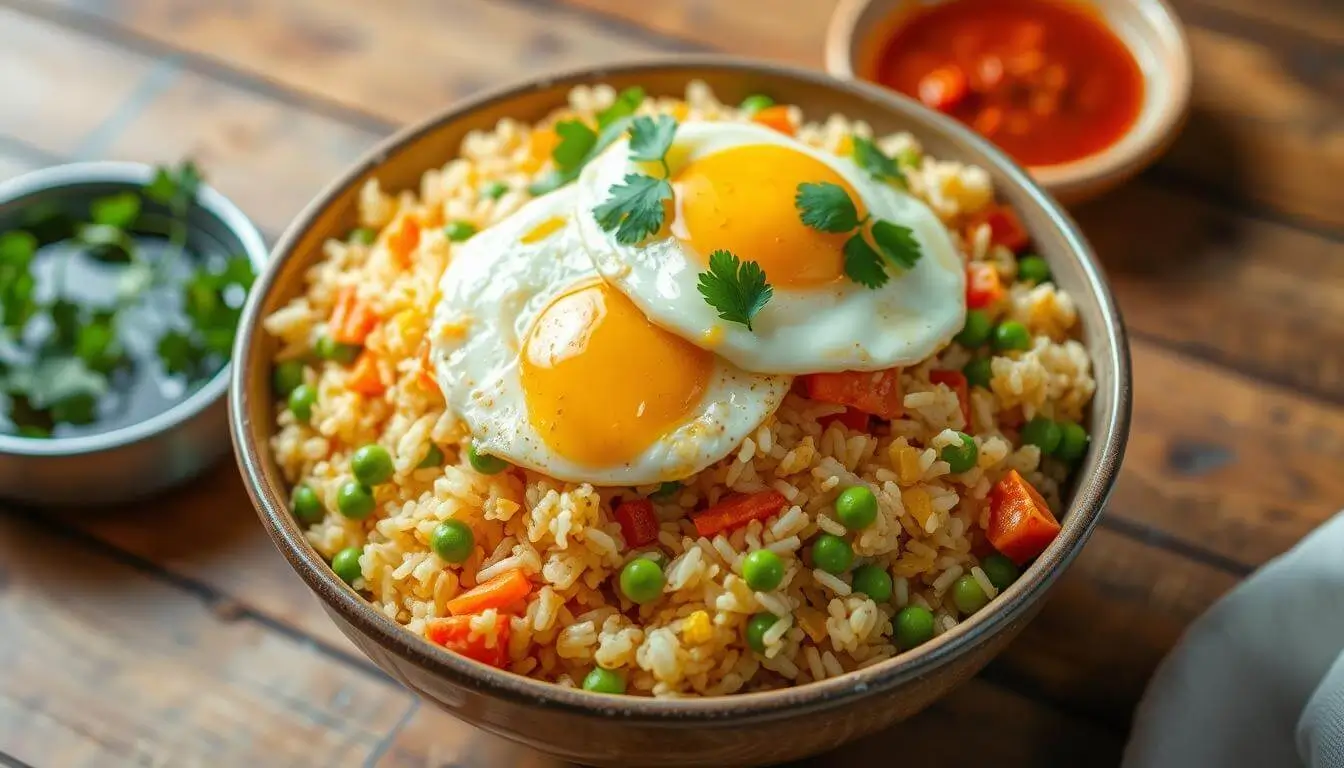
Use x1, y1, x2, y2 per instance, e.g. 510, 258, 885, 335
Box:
467, 442, 509, 475
1017, 255, 1052, 285
1056, 421, 1090, 463
619, 557, 665, 604
742, 549, 785, 592
336, 481, 376, 520
834, 486, 878, 531
273, 360, 306, 396
480, 181, 509, 200
1021, 416, 1062, 454
951, 574, 989, 616
852, 564, 893, 602
739, 94, 775, 115
315, 335, 361, 364
350, 444, 394, 485
444, 221, 477, 242
650, 481, 681, 499
894, 605, 935, 650
288, 384, 317, 422
331, 546, 363, 584
745, 612, 778, 654
811, 533, 854, 575
981, 554, 1020, 592
291, 484, 324, 525
417, 443, 444, 469
992, 321, 1032, 352
349, 227, 377, 245
582, 667, 626, 694
963, 357, 993, 389
939, 432, 978, 474
430, 520, 474, 563
953, 309, 993, 348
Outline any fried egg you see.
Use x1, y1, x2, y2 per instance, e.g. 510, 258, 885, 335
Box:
575, 121, 966, 374
428, 186, 790, 486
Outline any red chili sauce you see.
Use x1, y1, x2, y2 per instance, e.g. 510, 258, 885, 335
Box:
870, 0, 1145, 167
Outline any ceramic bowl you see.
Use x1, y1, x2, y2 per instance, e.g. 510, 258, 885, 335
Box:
825, 0, 1193, 204
0, 162, 267, 506
230, 58, 1130, 767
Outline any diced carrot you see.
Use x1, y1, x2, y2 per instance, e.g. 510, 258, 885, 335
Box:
966, 263, 1005, 309
819, 406, 871, 432
929, 370, 972, 428
386, 215, 421, 268
445, 569, 532, 616
966, 204, 1030, 252
330, 286, 379, 345
752, 105, 796, 136
425, 615, 510, 667
918, 65, 969, 112
800, 368, 904, 420
692, 490, 788, 538
348, 351, 386, 397
416, 342, 438, 392
987, 470, 1061, 565
615, 499, 659, 548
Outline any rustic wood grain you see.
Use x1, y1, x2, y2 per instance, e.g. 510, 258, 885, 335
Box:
0, 510, 420, 768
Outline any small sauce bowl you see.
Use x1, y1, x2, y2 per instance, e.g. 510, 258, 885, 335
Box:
826, 0, 1192, 203
0, 162, 267, 506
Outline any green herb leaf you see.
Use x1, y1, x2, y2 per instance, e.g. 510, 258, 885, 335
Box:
528, 168, 580, 196
157, 330, 202, 377
20, 203, 74, 246
695, 249, 773, 331
796, 182, 861, 233
144, 168, 178, 205
592, 174, 671, 245
49, 300, 81, 348
852, 136, 904, 184
597, 87, 645, 129
144, 160, 202, 212
4, 356, 109, 410
50, 393, 97, 426
591, 116, 633, 161
74, 320, 123, 374
628, 115, 677, 163
182, 271, 222, 327
0, 231, 36, 268
77, 223, 134, 253
201, 326, 237, 356
90, 191, 142, 229
1, 272, 36, 331
870, 220, 922, 270
843, 234, 890, 289
552, 120, 598, 171
217, 255, 257, 291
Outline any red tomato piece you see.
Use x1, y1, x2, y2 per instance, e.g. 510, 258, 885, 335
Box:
425, 615, 511, 667
615, 499, 659, 548
800, 368, 904, 420
966, 263, 1005, 309
987, 470, 1061, 564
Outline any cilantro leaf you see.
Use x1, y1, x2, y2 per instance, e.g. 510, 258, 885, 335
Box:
530, 116, 634, 196
592, 174, 671, 245
144, 167, 179, 205
157, 330, 202, 377
1, 271, 36, 331
696, 249, 773, 331
552, 120, 598, 171
591, 116, 633, 160
843, 234, 889, 289
0, 231, 36, 268
49, 300, 81, 349
597, 86, 645, 129
852, 136, 904, 183
628, 115, 677, 164
871, 220, 922, 270
74, 320, 123, 374
218, 254, 257, 290
90, 191, 142, 229
144, 160, 202, 213
796, 182, 860, 233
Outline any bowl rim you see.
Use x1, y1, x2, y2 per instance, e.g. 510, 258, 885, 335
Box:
823, 0, 1194, 201
0, 161, 268, 458
231, 55, 1131, 722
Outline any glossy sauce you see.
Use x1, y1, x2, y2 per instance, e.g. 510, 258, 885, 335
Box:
871, 0, 1144, 167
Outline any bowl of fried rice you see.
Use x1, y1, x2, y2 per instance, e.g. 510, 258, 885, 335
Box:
230, 58, 1130, 767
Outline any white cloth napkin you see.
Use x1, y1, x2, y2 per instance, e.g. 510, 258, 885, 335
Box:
1123, 512, 1344, 768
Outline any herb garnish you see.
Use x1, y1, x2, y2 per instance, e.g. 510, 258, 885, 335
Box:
592, 115, 678, 245
528, 87, 646, 196
695, 250, 773, 332
0, 160, 256, 438
794, 181, 922, 289
851, 136, 905, 184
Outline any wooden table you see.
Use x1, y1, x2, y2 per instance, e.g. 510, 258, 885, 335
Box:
1, 0, 1339, 765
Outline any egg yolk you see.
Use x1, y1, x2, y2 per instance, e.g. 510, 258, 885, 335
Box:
672, 144, 866, 289
521, 279, 713, 467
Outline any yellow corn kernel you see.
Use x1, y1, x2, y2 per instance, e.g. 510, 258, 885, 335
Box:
891, 554, 936, 578
902, 487, 934, 531
682, 610, 713, 645
891, 440, 924, 485
795, 606, 829, 643
836, 134, 855, 157
671, 101, 690, 121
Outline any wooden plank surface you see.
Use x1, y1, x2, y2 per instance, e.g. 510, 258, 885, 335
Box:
0, 0, 1340, 765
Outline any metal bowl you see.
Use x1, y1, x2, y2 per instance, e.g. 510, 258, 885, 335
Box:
0, 162, 267, 506
230, 58, 1131, 767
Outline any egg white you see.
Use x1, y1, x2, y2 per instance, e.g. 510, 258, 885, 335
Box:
427, 186, 791, 486
575, 121, 967, 375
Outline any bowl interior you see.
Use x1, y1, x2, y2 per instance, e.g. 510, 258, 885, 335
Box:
232, 59, 1130, 719
0, 162, 267, 458
829, 0, 1192, 202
